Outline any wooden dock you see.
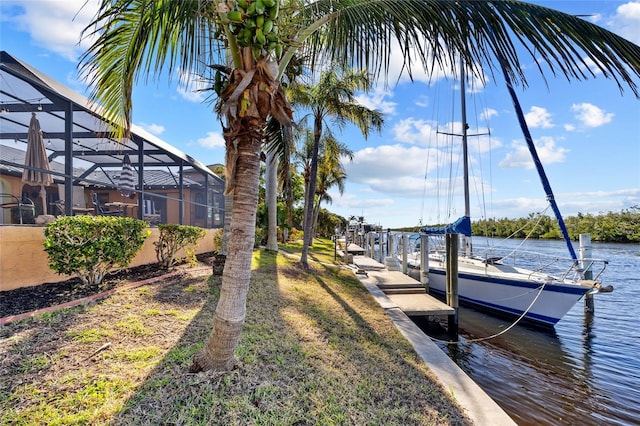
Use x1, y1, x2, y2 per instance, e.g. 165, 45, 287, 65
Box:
336, 240, 367, 262
353, 256, 454, 317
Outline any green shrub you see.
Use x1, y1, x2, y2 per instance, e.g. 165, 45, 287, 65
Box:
154, 224, 206, 269
289, 227, 304, 241
211, 228, 223, 252
44, 216, 150, 286
254, 226, 267, 248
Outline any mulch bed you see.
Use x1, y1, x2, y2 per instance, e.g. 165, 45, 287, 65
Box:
0, 252, 217, 319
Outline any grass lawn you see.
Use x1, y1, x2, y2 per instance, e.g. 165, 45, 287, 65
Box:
1, 238, 471, 425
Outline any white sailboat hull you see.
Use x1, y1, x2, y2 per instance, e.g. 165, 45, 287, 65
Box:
406, 254, 594, 327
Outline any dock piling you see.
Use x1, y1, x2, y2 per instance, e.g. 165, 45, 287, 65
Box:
580, 234, 594, 313
402, 233, 408, 275
446, 234, 459, 338
420, 234, 429, 291
369, 232, 376, 259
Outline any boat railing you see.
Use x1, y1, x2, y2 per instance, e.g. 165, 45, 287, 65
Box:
560, 258, 608, 282
480, 245, 608, 282
385, 232, 608, 283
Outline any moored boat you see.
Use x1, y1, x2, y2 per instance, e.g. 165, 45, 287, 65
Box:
399, 60, 611, 328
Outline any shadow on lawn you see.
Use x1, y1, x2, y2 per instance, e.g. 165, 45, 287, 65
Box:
109, 250, 284, 424
1, 248, 470, 424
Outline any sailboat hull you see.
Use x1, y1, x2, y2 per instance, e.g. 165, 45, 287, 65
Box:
407, 255, 593, 327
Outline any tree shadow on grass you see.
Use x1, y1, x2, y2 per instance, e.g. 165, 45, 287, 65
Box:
0, 268, 219, 424
287, 263, 471, 424
1, 250, 471, 425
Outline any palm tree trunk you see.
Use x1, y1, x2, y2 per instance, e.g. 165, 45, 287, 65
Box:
300, 116, 322, 267
265, 149, 279, 251
311, 198, 321, 239
192, 126, 261, 372
212, 193, 233, 276
221, 194, 233, 256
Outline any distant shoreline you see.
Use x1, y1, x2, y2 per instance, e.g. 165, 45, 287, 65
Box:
389, 208, 640, 244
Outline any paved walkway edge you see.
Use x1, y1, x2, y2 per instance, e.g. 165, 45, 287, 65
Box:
355, 271, 516, 425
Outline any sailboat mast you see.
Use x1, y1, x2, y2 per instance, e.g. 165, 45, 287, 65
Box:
498, 60, 578, 261
460, 60, 472, 257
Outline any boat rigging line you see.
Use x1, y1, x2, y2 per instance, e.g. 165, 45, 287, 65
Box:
430, 281, 548, 345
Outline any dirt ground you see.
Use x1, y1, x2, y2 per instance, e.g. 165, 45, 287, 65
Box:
0, 253, 216, 319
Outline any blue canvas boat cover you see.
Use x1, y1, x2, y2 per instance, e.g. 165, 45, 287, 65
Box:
420, 216, 471, 237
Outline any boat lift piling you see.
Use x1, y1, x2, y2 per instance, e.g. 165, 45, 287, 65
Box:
369, 232, 376, 259
402, 233, 409, 275
420, 234, 429, 291
446, 234, 459, 338
580, 234, 595, 313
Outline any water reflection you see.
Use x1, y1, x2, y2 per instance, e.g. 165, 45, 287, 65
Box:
385, 237, 640, 424
416, 280, 639, 425
416, 306, 602, 426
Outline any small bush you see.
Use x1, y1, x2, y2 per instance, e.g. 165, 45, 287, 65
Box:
44, 216, 150, 286
211, 228, 223, 252
254, 226, 267, 248
154, 224, 206, 269
289, 227, 304, 241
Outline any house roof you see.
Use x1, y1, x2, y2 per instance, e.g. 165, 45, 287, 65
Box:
0, 144, 202, 190
0, 50, 223, 190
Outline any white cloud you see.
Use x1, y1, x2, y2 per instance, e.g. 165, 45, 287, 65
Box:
414, 95, 430, 108
608, 1, 640, 44
392, 118, 438, 145
481, 108, 498, 121
556, 188, 640, 216
579, 57, 604, 77
488, 197, 550, 217
384, 40, 450, 85
139, 123, 165, 135
177, 70, 208, 103
197, 131, 225, 149
382, 38, 487, 89
524, 106, 554, 129
571, 103, 614, 128
343, 143, 475, 201
347, 145, 432, 180
499, 136, 568, 169
4, 0, 100, 61
355, 88, 397, 115
327, 192, 396, 218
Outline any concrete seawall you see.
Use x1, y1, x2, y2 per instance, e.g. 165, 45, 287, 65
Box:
350, 255, 516, 425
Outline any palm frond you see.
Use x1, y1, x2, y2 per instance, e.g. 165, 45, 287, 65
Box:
297, 0, 640, 95
79, 0, 220, 138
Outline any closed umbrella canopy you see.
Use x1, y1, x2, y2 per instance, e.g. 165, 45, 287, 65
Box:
22, 112, 53, 215
119, 154, 135, 198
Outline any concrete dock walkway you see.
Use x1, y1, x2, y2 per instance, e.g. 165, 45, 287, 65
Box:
359, 268, 455, 316
350, 255, 516, 425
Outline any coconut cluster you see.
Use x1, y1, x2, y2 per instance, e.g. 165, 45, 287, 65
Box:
226, 0, 282, 58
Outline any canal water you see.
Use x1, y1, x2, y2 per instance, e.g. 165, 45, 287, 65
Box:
413, 238, 640, 425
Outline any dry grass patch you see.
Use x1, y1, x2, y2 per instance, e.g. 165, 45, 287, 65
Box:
1, 243, 471, 425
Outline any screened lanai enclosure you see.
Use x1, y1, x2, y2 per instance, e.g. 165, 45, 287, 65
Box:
0, 51, 225, 227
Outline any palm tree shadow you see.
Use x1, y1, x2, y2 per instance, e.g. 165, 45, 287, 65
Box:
111, 251, 471, 424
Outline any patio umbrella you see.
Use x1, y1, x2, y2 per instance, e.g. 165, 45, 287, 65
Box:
22, 112, 53, 215
119, 154, 135, 198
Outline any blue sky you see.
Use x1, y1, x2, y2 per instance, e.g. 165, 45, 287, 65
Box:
2, 0, 639, 229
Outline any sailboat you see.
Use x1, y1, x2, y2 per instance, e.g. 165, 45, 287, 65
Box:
405, 61, 611, 328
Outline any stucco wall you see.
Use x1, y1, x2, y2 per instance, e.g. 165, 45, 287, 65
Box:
0, 225, 217, 292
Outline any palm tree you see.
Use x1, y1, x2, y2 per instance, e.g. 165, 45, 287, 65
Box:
312, 160, 346, 238
288, 67, 384, 268
79, 0, 640, 373
310, 136, 352, 238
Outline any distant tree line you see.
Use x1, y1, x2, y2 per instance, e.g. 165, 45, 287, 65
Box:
472, 207, 640, 243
